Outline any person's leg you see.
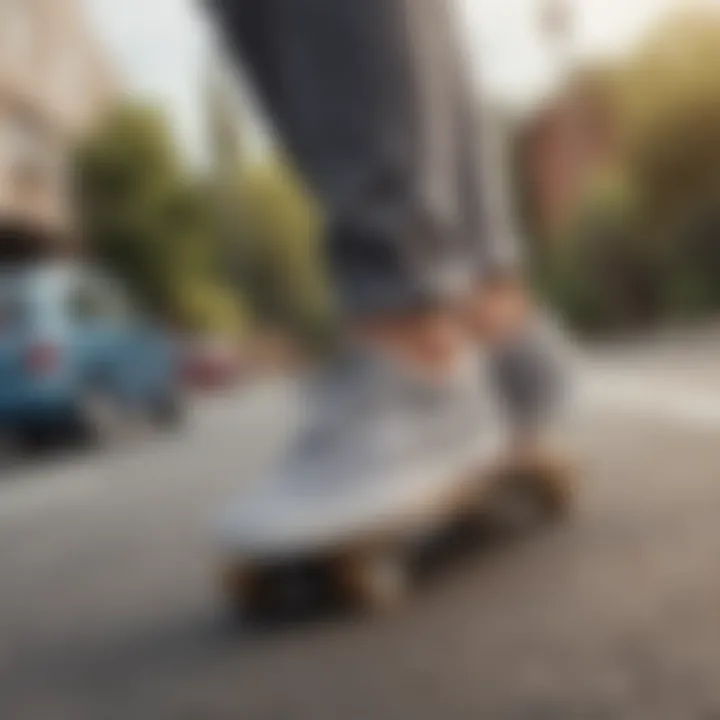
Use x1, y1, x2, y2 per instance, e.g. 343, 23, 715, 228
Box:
207, 0, 493, 501
209, 0, 471, 331
209, 0, 566, 423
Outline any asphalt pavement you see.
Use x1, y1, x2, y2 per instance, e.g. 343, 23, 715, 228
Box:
3, 346, 720, 719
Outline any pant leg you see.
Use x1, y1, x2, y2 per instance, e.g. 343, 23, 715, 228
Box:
209, 0, 490, 317
453, 62, 523, 279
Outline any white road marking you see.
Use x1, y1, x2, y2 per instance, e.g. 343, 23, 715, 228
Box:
580, 370, 720, 430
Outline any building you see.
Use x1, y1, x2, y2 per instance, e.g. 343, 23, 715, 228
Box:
518, 71, 619, 241
0, 0, 117, 259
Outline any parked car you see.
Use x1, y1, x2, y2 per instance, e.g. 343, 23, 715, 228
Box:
0, 262, 184, 446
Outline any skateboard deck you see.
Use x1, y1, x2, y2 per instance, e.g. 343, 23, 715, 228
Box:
214, 429, 574, 615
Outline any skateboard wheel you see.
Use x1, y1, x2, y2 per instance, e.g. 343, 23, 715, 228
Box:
221, 564, 264, 620
487, 451, 575, 532
525, 452, 575, 519
342, 551, 410, 613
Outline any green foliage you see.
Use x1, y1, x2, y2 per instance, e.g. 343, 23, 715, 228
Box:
535, 10, 720, 333
77, 103, 331, 347
222, 158, 335, 344
76, 103, 244, 335
621, 12, 720, 230
540, 171, 653, 333
174, 278, 249, 335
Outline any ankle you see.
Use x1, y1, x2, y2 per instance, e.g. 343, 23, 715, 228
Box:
466, 275, 531, 345
352, 311, 470, 377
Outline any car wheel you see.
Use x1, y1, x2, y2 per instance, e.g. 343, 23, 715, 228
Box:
485, 451, 575, 535
16, 427, 55, 454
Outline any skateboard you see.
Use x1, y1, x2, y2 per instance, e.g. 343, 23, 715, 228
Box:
213, 433, 574, 618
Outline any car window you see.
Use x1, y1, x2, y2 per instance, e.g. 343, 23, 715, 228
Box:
0, 293, 25, 330
68, 279, 105, 323
0, 278, 28, 331
69, 278, 125, 323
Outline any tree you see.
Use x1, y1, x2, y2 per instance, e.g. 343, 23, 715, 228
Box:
528, 8, 720, 331
621, 11, 720, 226
76, 102, 245, 335
611, 11, 720, 321
224, 157, 334, 343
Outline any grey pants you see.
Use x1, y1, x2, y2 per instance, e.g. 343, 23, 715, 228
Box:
209, 0, 520, 317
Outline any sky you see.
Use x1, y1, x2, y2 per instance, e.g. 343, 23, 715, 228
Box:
83, 0, 688, 161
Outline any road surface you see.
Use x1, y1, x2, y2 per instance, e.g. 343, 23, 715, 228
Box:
3, 347, 720, 719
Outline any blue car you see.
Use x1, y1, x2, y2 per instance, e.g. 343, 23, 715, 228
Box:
0, 262, 184, 445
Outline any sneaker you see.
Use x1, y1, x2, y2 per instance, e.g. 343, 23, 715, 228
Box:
215, 346, 504, 559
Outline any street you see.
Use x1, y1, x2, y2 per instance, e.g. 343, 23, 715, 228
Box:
3, 343, 720, 719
